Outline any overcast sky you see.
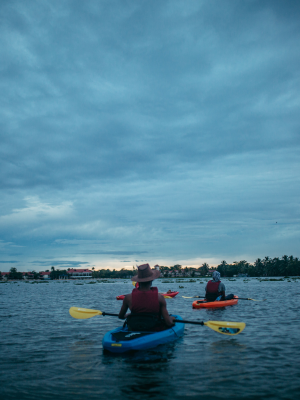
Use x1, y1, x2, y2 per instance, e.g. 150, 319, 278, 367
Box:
1, 0, 299, 272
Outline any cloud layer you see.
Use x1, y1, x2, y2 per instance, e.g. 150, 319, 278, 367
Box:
1, 0, 300, 271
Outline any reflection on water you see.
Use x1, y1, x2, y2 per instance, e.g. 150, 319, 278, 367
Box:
210, 338, 248, 352
1, 279, 300, 400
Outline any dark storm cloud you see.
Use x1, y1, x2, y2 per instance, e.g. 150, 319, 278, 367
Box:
78, 251, 148, 255
0, 261, 18, 264
0, 0, 299, 270
30, 260, 89, 266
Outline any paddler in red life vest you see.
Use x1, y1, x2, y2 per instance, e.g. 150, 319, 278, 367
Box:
118, 264, 176, 331
205, 271, 234, 302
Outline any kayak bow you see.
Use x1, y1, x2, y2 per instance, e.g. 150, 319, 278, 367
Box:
192, 296, 239, 309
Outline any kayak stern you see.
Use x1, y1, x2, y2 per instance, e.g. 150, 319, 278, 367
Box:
102, 314, 184, 353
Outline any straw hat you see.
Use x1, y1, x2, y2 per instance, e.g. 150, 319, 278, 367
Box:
131, 264, 160, 282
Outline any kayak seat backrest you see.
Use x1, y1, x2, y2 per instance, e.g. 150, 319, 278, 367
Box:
126, 313, 163, 331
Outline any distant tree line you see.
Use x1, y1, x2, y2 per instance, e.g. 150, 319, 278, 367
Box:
92, 256, 300, 278
1, 256, 299, 280
91, 268, 136, 279
216, 256, 300, 277
50, 266, 68, 279
6, 267, 23, 280
159, 264, 210, 277
1, 267, 41, 280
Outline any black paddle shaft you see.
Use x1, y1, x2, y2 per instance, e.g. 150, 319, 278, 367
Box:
174, 319, 204, 325
100, 313, 205, 325
193, 296, 264, 301
102, 312, 119, 317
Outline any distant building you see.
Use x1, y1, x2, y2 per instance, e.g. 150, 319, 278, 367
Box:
1, 272, 9, 280
40, 271, 51, 280
67, 269, 92, 279
208, 270, 216, 276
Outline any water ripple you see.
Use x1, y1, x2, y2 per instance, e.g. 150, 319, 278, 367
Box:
1, 278, 299, 400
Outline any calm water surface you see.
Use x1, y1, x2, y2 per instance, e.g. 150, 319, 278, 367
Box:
1, 278, 300, 400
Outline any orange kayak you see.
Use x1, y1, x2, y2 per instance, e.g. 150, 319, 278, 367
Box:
192, 296, 238, 309
116, 291, 179, 300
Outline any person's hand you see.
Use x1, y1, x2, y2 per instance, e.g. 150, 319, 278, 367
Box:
170, 316, 176, 325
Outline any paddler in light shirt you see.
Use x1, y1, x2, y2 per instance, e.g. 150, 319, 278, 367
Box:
205, 271, 234, 302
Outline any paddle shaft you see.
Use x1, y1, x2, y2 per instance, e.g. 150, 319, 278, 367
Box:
101, 312, 204, 325
187, 296, 261, 301
102, 313, 204, 325
102, 312, 119, 317
69, 308, 245, 335
103, 314, 204, 326
174, 319, 204, 325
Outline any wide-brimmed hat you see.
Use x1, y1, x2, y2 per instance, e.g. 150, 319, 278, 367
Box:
131, 264, 160, 282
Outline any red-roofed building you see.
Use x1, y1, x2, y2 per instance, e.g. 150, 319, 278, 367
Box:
40, 271, 51, 280
208, 270, 217, 276
1, 272, 9, 280
67, 269, 92, 279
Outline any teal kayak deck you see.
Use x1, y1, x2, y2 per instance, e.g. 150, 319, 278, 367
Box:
102, 314, 184, 353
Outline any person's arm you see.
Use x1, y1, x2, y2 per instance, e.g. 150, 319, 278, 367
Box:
159, 294, 175, 327
220, 290, 225, 300
118, 294, 130, 319
219, 282, 226, 300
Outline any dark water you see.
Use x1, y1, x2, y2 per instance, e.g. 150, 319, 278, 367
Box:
1, 278, 300, 400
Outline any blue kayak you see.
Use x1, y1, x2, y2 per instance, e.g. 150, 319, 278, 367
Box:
102, 315, 185, 353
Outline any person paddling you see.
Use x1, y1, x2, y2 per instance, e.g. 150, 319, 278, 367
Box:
205, 271, 234, 302
118, 264, 175, 331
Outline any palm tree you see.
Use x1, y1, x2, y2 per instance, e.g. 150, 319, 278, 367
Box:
254, 258, 263, 276
50, 266, 55, 280
200, 263, 209, 276
218, 261, 227, 277
237, 260, 249, 275
9, 267, 22, 280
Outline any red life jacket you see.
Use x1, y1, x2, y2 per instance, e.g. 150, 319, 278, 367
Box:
206, 280, 221, 301
131, 287, 160, 314
129, 287, 164, 331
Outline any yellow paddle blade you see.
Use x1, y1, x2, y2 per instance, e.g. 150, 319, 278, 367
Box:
247, 298, 265, 302
163, 295, 172, 299
132, 281, 136, 287
204, 320, 246, 336
69, 307, 103, 319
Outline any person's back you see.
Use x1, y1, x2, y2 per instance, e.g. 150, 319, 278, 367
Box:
205, 271, 234, 301
131, 286, 160, 314
118, 264, 175, 331
205, 271, 225, 301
